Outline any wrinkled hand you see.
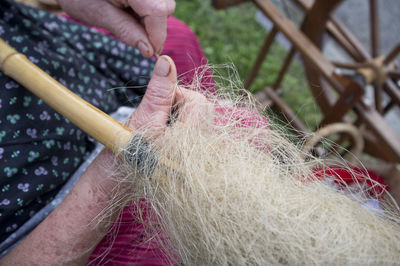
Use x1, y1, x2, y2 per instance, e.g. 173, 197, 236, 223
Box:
95, 55, 208, 166
0, 56, 208, 265
127, 55, 209, 135
58, 0, 175, 57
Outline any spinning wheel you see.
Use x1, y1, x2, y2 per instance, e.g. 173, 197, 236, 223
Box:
213, 0, 400, 163
299, 0, 400, 161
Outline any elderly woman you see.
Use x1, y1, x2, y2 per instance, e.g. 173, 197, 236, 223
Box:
0, 0, 210, 264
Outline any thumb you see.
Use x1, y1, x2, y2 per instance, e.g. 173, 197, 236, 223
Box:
128, 55, 177, 135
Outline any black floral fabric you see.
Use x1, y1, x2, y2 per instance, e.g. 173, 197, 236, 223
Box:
0, 0, 155, 242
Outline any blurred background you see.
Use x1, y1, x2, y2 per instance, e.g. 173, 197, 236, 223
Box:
174, 0, 399, 131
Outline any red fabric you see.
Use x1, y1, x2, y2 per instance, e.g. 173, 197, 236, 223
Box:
313, 167, 388, 199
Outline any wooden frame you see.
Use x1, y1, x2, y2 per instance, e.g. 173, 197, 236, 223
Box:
213, 0, 400, 162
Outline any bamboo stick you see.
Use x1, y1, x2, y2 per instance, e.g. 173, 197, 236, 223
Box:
0, 39, 132, 154
0, 38, 178, 172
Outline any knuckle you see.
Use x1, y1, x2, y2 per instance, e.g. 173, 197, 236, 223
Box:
146, 81, 174, 105
115, 26, 133, 42
113, 21, 140, 45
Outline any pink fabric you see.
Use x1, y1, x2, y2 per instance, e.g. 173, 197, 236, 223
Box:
215, 106, 268, 128
88, 203, 171, 265
161, 17, 216, 94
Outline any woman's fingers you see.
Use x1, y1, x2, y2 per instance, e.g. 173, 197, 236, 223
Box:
59, 0, 174, 57
143, 15, 168, 55
174, 88, 212, 123
100, 5, 154, 57
128, 0, 176, 55
127, 55, 177, 135
128, 56, 214, 139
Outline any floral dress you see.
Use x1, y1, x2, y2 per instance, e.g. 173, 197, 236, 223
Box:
0, 0, 155, 244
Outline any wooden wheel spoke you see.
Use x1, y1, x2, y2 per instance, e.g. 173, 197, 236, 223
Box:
383, 100, 395, 114
383, 79, 400, 106
369, 0, 380, 57
388, 70, 400, 80
329, 18, 370, 61
244, 26, 278, 90
374, 83, 384, 113
331, 61, 363, 70
384, 43, 400, 65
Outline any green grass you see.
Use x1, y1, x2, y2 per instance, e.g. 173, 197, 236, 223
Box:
173, 0, 321, 129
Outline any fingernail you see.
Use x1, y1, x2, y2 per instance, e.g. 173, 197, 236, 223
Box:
138, 41, 150, 56
154, 56, 170, 77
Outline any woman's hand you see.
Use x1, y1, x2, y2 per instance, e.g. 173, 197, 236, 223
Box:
0, 55, 207, 265
57, 0, 176, 57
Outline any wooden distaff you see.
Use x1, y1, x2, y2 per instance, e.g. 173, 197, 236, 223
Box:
0, 38, 176, 172
0, 38, 132, 154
